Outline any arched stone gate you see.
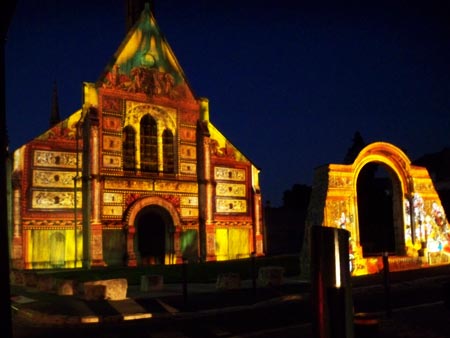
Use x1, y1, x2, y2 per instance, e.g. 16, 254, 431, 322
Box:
302, 142, 449, 276
123, 196, 182, 266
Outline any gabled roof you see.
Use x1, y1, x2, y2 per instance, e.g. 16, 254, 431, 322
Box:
97, 4, 195, 101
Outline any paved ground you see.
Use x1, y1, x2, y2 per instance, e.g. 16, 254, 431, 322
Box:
10, 265, 450, 337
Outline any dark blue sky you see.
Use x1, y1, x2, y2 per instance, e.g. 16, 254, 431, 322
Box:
5, 0, 450, 206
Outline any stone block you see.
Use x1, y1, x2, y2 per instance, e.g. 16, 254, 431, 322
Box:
23, 272, 38, 287
56, 279, 77, 296
37, 275, 55, 292
140, 275, 164, 292
10, 270, 25, 285
84, 284, 106, 301
83, 278, 128, 300
216, 272, 241, 290
258, 266, 285, 287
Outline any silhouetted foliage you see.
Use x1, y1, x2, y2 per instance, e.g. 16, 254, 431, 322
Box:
282, 184, 311, 210
344, 131, 366, 164
264, 184, 311, 255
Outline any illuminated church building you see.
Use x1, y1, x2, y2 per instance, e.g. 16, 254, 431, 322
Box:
9, 4, 264, 269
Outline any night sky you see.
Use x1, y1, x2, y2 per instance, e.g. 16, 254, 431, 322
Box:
5, 0, 450, 206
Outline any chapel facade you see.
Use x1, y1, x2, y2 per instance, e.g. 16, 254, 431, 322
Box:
9, 4, 264, 270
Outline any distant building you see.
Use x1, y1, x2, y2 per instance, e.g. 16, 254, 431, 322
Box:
9, 4, 264, 270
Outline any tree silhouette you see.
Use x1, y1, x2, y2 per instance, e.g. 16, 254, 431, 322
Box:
344, 131, 366, 164
282, 184, 311, 210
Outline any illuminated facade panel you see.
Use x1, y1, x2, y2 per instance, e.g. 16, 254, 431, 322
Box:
180, 145, 196, 160
34, 150, 80, 168
103, 155, 121, 168
216, 198, 247, 213
215, 167, 246, 181
216, 183, 246, 197
179, 162, 196, 175
103, 192, 124, 203
103, 116, 122, 132
181, 208, 198, 218
103, 135, 122, 151
179, 127, 196, 142
180, 196, 198, 207
102, 206, 124, 217
104, 179, 154, 191
31, 191, 81, 209
33, 170, 80, 188
154, 181, 197, 194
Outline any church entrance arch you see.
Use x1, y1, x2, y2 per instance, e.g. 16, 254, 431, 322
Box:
124, 196, 181, 266
135, 205, 170, 265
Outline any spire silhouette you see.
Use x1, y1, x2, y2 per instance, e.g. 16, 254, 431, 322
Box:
125, 0, 154, 32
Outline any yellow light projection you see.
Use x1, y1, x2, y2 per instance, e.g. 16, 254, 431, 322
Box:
100, 4, 192, 101
302, 142, 449, 277
209, 124, 249, 162
215, 228, 250, 261
26, 229, 82, 269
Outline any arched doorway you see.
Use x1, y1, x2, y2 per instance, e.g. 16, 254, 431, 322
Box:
357, 163, 400, 256
135, 205, 173, 265
124, 196, 181, 267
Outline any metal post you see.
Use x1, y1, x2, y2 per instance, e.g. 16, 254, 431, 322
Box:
382, 251, 391, 318
182, 257, 188, 306
251, 251, 257, 298
311, 226, 354, 338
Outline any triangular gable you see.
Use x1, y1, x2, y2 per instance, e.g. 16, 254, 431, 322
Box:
98, 4, 195, 101
208, 122, 251, 164
35, 110, 82, 143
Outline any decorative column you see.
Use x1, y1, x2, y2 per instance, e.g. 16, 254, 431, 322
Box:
253, 188, 264, 255
196, 98, 215, 261
11, 175, 23, 269
251, 165, 264, 256
125, 225, 137, 267
82, 107, 106, 268
90, 119, 106, 267
157, 127, 164, 173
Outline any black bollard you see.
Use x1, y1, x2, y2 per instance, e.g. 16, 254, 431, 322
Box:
311, 226, 354, 338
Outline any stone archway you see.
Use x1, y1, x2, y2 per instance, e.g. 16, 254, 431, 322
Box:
302, 142, 449, 276
351, 142, 411, 259
124, 196, 181, 266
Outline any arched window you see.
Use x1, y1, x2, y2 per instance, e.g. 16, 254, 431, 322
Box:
123, 125, 136, 170
140, 115, 158, 172
162, 129, 175, 173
